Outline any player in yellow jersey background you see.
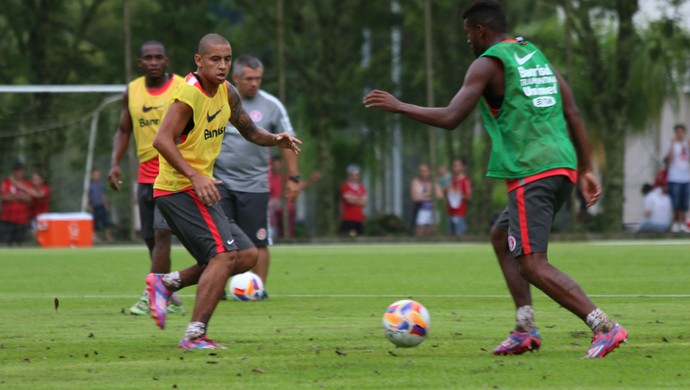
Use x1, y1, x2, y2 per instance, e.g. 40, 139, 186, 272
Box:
108, 40, 185, 316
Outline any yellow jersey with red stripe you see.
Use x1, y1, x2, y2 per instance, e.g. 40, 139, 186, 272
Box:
128, 73, 184, 182
154, 73, 231, 193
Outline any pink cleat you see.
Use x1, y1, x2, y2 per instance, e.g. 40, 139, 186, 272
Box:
585, 323, 627, 358
145, 273, 171, 330
493, 327, 542, 356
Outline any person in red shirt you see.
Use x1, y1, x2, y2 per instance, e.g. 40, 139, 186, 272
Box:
653, 157, 669, 193
29, 172, 51, 218
268, 155, 320, 240
339, 164, 367, 236
1, 161, 42, 245
28, 171, 51, 240
268, 156, 296, 240
444, 157, 472, 235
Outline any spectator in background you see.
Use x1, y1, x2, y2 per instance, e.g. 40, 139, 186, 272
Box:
653, 157, 669, 192
444, 157, 472, 236
268, 155, 320, 241
665, 124, 690, 233
411, 163, 441, 237
1, 161, 41, 245
29, 172, 50, 218
437, 164, 451, 188
339, 164, 367, 237
88, 168, 114, 242
28, 172, 50, 240
268, 155, 296, 240
638, 183, 672, 233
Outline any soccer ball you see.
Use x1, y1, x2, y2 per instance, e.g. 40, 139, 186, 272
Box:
228, 272, 265, 301
382, 299, 431, 347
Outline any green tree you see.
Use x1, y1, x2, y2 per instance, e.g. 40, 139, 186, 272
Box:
562, 0, 689, 231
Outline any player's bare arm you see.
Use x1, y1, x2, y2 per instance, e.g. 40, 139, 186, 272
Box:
557, 73, 601, 207
363, 57, 497, 130
109, 88, 133, 191
282, 148, 301, 201
152, 100, 221, 205
227, 83, 302, 154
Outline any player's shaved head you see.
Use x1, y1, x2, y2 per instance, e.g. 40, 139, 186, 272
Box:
198, 33, 231, 56
140, 40, 166, 56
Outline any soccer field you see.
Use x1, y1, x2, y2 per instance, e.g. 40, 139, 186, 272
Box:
1, 241, 688, 389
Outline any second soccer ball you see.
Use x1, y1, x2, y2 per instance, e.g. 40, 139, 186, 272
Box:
228, 271, 265, 301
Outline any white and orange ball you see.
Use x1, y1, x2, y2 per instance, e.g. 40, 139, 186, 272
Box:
228, 272, 265, 301
382, 299, 431, 347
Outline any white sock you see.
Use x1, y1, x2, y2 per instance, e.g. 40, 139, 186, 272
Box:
516, 305, 535, 331
162, 271, 182, 290
586, 308, 614, 333
170, 291, 182, 306
184, 321, 205, 340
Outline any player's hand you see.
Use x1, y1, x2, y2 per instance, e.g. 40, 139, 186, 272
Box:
108, 166, 123, 191
362, 89, 402, 112
274, 133, 302, 154
286, 179, 301, 202
579, 170, 601, 208
191, 174, 222, 205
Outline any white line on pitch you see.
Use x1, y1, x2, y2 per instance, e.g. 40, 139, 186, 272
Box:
2, 293, 689, 300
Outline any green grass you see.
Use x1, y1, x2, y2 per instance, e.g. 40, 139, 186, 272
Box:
0, 241, 689, 389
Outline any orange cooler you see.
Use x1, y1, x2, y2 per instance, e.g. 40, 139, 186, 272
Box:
36, 212, 93, 248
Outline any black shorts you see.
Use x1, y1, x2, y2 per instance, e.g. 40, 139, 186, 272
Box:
155, 190, 255, 265
137, 183, 170, 240
493, 207, 509, 232
217, 185, 269, 247
506, 175, 573, 257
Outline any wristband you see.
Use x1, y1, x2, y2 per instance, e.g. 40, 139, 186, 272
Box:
289, 175, 301, 183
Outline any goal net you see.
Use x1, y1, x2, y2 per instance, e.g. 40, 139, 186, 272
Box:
0, 85, 144, 240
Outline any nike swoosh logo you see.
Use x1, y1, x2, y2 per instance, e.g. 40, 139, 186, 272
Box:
207, 107, 223, 122
226, 239, 235, 246
514, 50, 536, 65
142, 104, 164, 113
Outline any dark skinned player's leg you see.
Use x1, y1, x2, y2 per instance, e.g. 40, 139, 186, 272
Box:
252, 247, 270, 284
517, 251, 596, 320
171, 247, 258, 290
150, 229, 172, 273
191, 251, 238, 326
490, 223, 542, 356
490, 225, 531, 310
144, 237, 155, 258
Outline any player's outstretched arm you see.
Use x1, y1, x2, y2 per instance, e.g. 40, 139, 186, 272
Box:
557, 73, 601, 207
153, 100, 222, 205
227, 83, 302, 153
363, 57, 495, 130
109, 88, 133, 191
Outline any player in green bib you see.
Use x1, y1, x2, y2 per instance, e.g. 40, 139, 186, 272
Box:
363, 0, 627, 359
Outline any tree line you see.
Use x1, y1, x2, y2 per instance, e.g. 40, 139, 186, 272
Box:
0, 0, 687, 235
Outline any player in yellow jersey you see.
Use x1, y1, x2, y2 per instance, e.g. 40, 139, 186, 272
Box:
145, 33, 301, 349
108, 41, 185, 316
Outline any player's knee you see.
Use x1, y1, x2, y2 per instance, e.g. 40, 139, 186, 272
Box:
233, 247, 258, 274
517, 254, 546, 279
